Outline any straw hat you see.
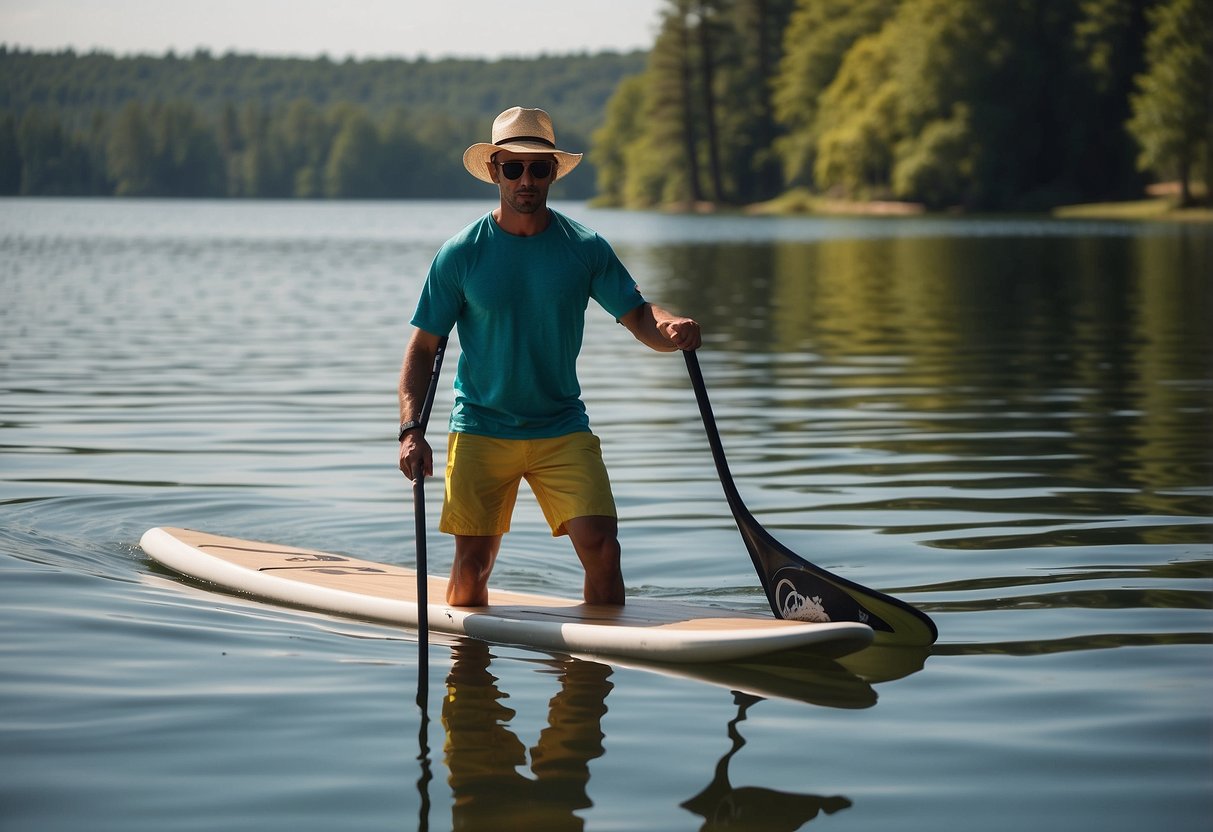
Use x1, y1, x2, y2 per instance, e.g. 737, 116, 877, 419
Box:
462, 107, 583, 183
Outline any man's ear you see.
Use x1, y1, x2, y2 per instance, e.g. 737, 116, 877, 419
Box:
487, 162, 499, 183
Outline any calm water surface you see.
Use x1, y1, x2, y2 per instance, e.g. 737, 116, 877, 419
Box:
2, 199, 1210, 831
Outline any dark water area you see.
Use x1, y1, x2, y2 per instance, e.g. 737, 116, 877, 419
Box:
2, 199, 1210, 830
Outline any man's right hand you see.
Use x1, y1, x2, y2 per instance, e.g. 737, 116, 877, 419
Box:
399, 434, 433, 481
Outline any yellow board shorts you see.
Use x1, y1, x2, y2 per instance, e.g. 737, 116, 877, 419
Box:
440, 431, 617, 537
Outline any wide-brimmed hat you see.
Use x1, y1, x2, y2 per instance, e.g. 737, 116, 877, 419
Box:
462, 107, 583, 183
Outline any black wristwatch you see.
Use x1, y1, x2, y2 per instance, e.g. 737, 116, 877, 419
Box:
397, 419, 422, 442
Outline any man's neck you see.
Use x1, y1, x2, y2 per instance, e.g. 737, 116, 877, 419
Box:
492, 206, 552, 237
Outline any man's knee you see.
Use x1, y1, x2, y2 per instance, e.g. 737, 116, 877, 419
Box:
448, 535, 500, 606
566, 516, 619, 556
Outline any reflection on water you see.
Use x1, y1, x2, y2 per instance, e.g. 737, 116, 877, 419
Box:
611, 645, 881, 708
440, 640, 610, 831
681, 694, 851, 831
433, 639, 869, 831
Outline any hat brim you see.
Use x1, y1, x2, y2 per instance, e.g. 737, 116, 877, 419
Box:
462, 140, 583, 183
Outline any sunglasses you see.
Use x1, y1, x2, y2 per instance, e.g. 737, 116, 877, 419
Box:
495, 159, 556, 180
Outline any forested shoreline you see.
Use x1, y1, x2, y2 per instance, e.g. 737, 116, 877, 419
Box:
594, 0, 1211, 211
0, 48, 646, 199
2, 0, 1210, 210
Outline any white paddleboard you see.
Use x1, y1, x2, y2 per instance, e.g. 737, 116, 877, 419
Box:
140, 527, 873, 664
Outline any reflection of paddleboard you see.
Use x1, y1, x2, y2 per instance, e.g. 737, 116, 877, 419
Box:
141, 527, 873, 664
607, 648, 877, 708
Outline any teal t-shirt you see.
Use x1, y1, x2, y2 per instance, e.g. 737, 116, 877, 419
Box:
410, 209, 645, 439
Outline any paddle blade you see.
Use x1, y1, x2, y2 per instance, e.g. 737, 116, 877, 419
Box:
737, 517, 938, 646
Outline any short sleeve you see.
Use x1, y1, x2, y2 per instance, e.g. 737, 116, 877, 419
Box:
589, 235, 645, 320
410, 243, 464, 336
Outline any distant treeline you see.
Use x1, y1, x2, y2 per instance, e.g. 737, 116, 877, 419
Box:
0, 47, 646, 199
593, 0, 1212, 211
3, 0, 1210, 210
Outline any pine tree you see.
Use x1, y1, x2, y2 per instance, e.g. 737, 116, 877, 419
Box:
1128, 0, 1213, 204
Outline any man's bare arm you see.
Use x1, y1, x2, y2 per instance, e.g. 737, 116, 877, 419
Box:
397, 328, 443, 479
619, 302, 702, 352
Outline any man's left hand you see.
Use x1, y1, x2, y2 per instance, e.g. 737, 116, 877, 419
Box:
658, 317, 702, 351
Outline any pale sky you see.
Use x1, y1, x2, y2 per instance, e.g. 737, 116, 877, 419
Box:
0, 0, 664, 60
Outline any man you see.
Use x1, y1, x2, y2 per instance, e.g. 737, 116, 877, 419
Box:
398, 106, 701, 607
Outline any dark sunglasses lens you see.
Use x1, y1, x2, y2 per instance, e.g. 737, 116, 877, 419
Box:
500, 161, 553, 180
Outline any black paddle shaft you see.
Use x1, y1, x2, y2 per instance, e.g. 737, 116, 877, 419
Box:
683, 349, 938, 644
418, 337, 448, 433
412, 336, 449, 669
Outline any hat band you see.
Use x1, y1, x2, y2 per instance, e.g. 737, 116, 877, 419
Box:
495, 135, 556, 148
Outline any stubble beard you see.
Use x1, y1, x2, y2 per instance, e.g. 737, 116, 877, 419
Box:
506, 189, 543, 214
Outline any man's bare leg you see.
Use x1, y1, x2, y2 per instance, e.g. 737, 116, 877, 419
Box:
565, 515, 625, 605
447, 534, 502, 606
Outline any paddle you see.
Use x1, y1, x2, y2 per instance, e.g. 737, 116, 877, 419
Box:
410, 337, 447, 832
683, 349, 938, 646
412, 336, 449, 676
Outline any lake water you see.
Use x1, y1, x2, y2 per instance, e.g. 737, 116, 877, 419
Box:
2, 198, 1210, 831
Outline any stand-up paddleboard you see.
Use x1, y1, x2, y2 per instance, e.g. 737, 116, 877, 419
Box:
141, 527, 874, 664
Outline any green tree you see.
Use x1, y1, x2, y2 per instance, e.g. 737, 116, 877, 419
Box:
237, 102, 294, 198
809, 0, 1136, 209
379, 109, 431, 198
107, 101, 157, 195
410, 113, 484, 199
152, 101, 224, 196
82, 110, 113, 194
891, 104, 973, 206
280, 99, 334, 198
217, 102, 245, 195
0, 113, 21, 194
616, 2, 705, 207
1064, 0, 1153, 201
668, 0, 707, 204
15, 108, 94, 194
811, 22, 900, 198
592, 75, 647, 205
597, 0, 798, 207
772, 0, 898, 186
1128, 0, 1213, 204
693, 0, 727, 202
713, 0, 797, 203
324, 107, 383, 197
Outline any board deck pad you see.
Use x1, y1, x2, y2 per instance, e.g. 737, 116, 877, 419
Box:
141, 527, 874, 664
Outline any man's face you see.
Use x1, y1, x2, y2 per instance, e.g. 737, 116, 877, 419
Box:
490, 152, 558, 215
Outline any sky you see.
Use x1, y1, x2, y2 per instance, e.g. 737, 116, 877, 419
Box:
0, 0, 665, 60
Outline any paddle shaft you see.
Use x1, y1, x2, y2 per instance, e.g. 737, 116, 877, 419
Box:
411, 340, 445, 828
682, 350, 780, 608
412, 336, 449, 669
682, 350, 750, 520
